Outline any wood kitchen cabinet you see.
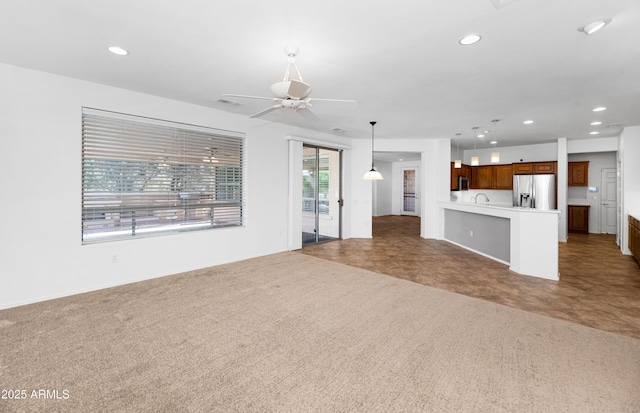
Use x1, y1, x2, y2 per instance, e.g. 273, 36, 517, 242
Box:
569, 161, 589, 186
512, 163, 533, 174
568, 205, 590, 234
534, 161, 557, 174
470, 165, 494, 189
513, 161, 557, 175
629, 215, 640, 265
456, 161, 556, 191
450, 163, 470, 190
493, 164, 513, 189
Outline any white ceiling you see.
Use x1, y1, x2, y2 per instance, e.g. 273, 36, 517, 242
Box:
1, 0, 638, 150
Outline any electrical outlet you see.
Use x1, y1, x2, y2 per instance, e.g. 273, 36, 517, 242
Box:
111, 255, 118, 263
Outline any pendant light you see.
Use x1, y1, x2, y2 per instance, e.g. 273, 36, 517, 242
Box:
490, 119, 500, 163
362, 121, 383, 180
454, 133, 462, 168
471, 127, 480, 166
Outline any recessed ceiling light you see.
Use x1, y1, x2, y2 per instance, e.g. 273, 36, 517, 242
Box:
477, 133, 485, 138
592, 106, 607, 112
523, 120, 534, 124
590, 121, 602, 126
589, 131, 600, 135
578, 18, 612, 35
490, 140, 498, 145
108, 46, 128, 56
459, 34, 481, 45
398, 158, 404, 162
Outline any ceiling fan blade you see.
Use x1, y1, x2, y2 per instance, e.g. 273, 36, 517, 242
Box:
309, 98, 358, 104
223, 93, 278, 101
287, 80, 312, 99
249, 104, 282, 119
296, 108, 321, 123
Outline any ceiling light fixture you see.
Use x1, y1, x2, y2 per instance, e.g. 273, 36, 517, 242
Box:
578, 18, 612, 35
590, 121, 602, 126
459, 34, 481, 45
592, 106, 607, 112
590, 131, 600, 135
108, 46, 128, 56
471, 127, 480, 166
490, 119, 500, 163
523, 120, 534, 125
362, 121, 383, 180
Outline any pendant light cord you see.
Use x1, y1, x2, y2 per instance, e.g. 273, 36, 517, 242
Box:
370, 121, 377, 169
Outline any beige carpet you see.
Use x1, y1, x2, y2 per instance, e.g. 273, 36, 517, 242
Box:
1, 252, 639, 412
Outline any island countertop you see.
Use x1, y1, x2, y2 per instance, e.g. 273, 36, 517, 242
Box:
439, 202, 560, 280
440, 201, 561, 215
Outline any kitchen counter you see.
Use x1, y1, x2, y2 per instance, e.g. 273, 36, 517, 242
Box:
439, 202, 560, 280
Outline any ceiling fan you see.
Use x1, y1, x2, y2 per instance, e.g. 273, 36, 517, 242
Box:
223, 49, 356, 121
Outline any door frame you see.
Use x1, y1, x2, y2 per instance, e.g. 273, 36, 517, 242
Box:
301, 145, 343, 244
287, 137, 349, 250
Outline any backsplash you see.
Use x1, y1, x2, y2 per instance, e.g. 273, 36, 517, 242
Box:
568, 186, 588, 201
450, 189, 513, 205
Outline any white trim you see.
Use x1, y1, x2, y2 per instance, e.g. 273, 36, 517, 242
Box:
288, 140, 303, 251
286, 135, 351, 150
444, 239, 510, 266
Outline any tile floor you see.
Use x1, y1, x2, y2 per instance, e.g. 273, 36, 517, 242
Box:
299, 215, 640, 339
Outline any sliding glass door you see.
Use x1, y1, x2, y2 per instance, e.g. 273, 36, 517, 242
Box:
302, 146, 342, 244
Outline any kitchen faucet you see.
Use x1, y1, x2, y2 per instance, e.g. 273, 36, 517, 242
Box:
472, 193, 490, 204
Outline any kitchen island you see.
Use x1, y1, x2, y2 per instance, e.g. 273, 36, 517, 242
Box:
439, 202, 560, 280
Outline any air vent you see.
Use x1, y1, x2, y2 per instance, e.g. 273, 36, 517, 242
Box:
217, 98, 241, 106
606, 123, 623, 129
332, 128, 346, 134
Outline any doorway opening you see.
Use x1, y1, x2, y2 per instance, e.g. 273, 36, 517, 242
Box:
302, 145, 342, 244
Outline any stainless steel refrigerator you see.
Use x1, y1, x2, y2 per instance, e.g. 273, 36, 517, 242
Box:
512, 174, 556, 210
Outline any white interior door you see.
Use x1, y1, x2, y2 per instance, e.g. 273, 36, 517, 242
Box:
601, 168, 617, 234
401, 167, 418, 216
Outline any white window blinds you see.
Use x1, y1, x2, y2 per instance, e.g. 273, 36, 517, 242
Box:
82, 108, 245, 243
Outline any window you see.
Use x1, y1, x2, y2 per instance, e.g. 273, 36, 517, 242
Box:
81, 108, 245, 243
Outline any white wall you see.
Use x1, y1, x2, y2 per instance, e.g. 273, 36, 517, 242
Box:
0, 63, 345, 308
348, 138, 376, 238
373, 160, 393, 216
557, 138, 568, 242
619, 126, 640, 255
461, 142, 558, 165
569, 137, 618, 153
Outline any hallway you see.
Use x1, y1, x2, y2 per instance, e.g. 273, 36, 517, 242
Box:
299, 215, 640, 339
